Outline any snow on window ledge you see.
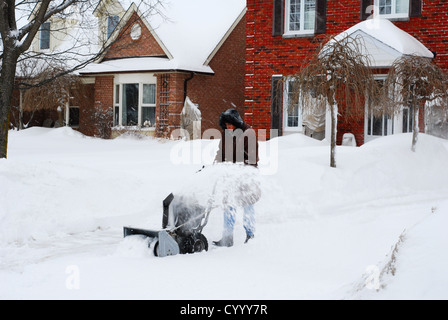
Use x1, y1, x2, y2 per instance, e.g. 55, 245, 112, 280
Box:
379, 13, 410, 21
283, 31, 315, 39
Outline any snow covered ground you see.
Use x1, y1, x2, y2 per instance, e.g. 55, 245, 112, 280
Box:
0, 127, 447, 300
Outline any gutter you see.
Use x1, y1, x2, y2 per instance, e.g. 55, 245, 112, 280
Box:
184, 72, 195, 101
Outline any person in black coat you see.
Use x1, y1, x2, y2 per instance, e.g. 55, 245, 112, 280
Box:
213, 108, 260, 247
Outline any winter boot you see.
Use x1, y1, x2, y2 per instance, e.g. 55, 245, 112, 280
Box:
213, 235, 234, 247
244, 233, 254, 244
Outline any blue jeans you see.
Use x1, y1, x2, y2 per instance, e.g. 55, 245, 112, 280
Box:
223, 205, 255, 238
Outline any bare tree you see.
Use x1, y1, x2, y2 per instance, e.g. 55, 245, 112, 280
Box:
11, 61, 79, 129
288, 34, 379, 168
0, 0, 166, 158
383, 55, 448, 151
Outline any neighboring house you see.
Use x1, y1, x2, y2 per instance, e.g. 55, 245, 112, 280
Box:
77, 0, 247, 138
21, 0, 246, 138
245, 0, 448, 145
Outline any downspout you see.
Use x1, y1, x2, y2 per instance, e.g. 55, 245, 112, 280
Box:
184, 72, 195, 101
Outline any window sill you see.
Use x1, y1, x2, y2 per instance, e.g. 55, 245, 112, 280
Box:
112, 126, 156, 131
283, 32, 315, 39
378, 14, 410, 21
283, 127, 303, 133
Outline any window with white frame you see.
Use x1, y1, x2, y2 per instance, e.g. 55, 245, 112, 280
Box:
376, 0, 409, 19
285, 0, 316, 36
402, 106, 414, 133
365, 78, 394, 139
142, 84, 156, 128
283, 78, 303, 132
114, 78, 157, 128
122, 83, 139, 126
114, 84, 120, 126
366, 112, 394, 137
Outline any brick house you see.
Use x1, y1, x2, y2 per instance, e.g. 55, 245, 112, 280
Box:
74, 0, 247, 138
244, 0, 448, 145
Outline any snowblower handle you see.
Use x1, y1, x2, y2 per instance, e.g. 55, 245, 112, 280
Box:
162, 193, 174, 229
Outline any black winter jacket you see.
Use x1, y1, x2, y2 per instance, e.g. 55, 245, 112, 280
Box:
214, 109, 259, 166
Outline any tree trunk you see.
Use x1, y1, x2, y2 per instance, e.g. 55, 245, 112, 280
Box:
0, 110, 9, 159
0, 48, 19, 159
330, 101, 338, 168
19, 89, 24, 130
411, 105, 419, 152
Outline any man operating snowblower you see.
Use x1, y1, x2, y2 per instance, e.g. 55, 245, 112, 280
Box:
213, 108, 260, 247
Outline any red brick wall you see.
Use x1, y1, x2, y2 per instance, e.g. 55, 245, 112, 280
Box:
187, 15, 247, 134
103, 12, 165, 60
245, 0, 448, 144
80, 76, 113, 137
167, 73, 189, 132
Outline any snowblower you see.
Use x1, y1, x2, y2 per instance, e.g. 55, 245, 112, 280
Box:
123, 192, 214, 257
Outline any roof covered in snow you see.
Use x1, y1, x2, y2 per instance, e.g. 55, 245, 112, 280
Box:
331, 18, 434, 68
81, 0, 246, 75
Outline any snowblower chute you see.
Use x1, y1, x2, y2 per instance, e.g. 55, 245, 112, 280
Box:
123, 193, 211, 257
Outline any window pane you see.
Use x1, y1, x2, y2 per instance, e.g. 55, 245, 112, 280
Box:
288, 105, 299, 127
114, 106, 119, 126
372, 115, 383, 135
123, 84, 139, 126
379, 0, 392, 14
115, 85, 120, 104
142, 107, 156, 127
383, 115, 388, 136
402, 107, 413, 133
304, 0, 316, 30
289, 0, 301, 31
69, 107, 79, 127
396, 0, 409, 14
143, 84, 156, 104
107, 15, 119, 39
40, 22, 50, 50
286, 80, 300, 128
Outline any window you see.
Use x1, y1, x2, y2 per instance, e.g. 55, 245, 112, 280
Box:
365, 78, 394, 140
283, 78, 303, 132
68, 107, 80, 128
377, 0, 409, 19
114, 79, 157, 128
114, 84, 120, 126
367, 113, 394, 137
402, 106, 413, 133
122, 83, 139, 126
107, 15, 119, 39
285, 0, 316, 35
40, 22, 50, 50
142, 84, 156, 127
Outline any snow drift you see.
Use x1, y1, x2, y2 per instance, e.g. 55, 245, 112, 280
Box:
0, 127, 447, 299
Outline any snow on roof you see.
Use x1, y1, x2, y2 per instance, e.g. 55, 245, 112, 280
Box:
331, 18, 434, 68
81, 0, 246, 75
79, 56, 213, 74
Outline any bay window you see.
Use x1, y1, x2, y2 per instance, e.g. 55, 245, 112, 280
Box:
142, 84, 156, 128
113, 75, 157, 128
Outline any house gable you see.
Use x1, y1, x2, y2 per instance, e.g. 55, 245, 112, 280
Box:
98, 3, 172, 62
204, 8, 247, 66
103, 11, 167, 60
